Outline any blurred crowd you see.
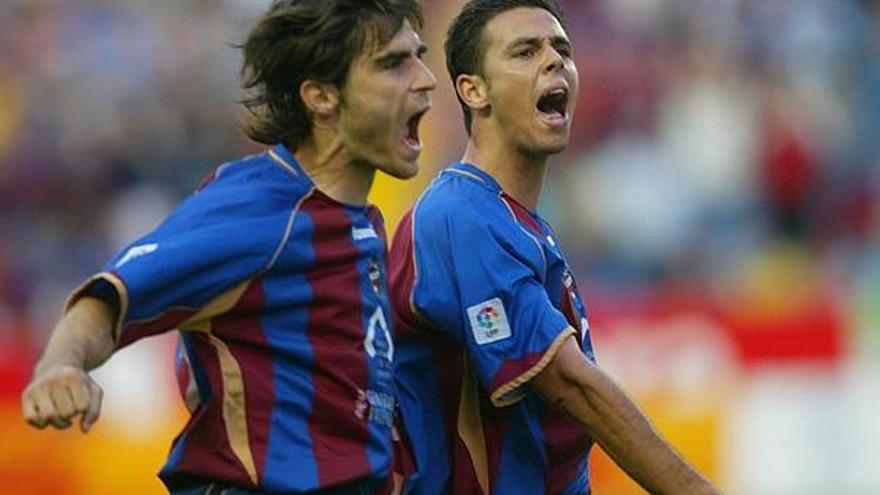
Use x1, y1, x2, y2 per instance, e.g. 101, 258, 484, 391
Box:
3, 0, 880, 377
554, 0, 880, 293
2, 0, 880, 493
1, 0, 880, 394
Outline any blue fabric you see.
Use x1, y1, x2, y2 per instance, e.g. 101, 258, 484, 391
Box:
392, 162, 596, 494
73, 145, 396, 493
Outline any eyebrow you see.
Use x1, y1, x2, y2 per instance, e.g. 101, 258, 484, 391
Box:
373, 43, 428, 67
507, 35, 571, 50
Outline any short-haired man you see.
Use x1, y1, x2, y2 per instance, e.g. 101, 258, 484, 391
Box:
389, 1, 720, 493
21, 1, 436, 494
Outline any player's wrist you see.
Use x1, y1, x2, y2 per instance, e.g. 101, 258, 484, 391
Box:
32, 356, 87, 379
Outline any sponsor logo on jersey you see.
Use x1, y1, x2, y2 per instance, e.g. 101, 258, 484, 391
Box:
114, 243, 159, 268
365, 307, 394, 362
352, 226, 378, 241
354, 388, 394, 427
467, 297, 512, 345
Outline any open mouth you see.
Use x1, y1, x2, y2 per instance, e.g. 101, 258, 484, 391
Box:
536, 87, 569, 124
403, 108, 428, 151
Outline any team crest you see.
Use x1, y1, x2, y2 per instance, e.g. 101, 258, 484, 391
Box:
368, 258, 382, 294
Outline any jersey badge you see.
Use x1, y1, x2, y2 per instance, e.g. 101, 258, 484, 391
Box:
467, 298, 512, 345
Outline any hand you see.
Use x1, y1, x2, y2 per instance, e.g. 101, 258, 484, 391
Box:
21, 364, 103, 433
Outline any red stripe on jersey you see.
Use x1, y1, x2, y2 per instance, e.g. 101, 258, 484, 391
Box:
542, 411, 591, 494
303, 195, 372, 486
366, 206, 388, 246
481, 398, 510, 493
173, 332, 247, 485
121, 309, 196, 348
450, 434, 485, 494
488, 348, 546, 395
210, 279, 273, 484
501, 192, 544, 238
389, 211, 421, 338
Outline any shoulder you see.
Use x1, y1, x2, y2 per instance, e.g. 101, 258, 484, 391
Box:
151, 152, 311, 256
197, 152, 312, 205
413, 171, 508, 236
411, 170, 544, 265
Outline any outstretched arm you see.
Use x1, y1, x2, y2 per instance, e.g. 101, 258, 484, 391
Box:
532, 334, 721, 495
21, 297, 116, 433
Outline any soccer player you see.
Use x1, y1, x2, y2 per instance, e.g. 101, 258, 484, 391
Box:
388, 1, 721, 494
20, 1, 436, 494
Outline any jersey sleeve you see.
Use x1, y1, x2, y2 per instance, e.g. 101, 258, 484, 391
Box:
411, 204, 575, 407
66, 184, 293, 349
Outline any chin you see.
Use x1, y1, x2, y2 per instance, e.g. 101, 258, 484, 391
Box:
381, 160, 419, 179
526, 140, 569, 157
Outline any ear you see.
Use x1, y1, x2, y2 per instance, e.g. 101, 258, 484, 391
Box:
300, 80, 340, 128
456, 73, 490, 114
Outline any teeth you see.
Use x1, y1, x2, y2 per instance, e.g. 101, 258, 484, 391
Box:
548, 88, 566, 98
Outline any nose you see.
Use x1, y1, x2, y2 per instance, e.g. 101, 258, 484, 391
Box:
413, 58, 438, 93
543, 44, 565, 74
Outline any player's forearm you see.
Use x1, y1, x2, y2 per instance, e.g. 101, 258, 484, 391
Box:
35, 297, 116, 375
560, 364, 719, 495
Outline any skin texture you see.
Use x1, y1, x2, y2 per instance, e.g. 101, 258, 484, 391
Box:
21, 20, 437, 433
458, 7, 577, 209
296, 20, 436, 206
533, 336, 720, 495
455, 7, 722, 495
21, 297, 113, 432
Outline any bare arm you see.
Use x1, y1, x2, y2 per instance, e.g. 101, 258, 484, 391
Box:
21, 297, 116, 432
532, 334, 721, 495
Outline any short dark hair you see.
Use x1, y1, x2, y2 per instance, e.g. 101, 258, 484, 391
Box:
241, 0, 423, 150
445, 0, 566, 134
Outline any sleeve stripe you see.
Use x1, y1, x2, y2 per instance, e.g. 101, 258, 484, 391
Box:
489, 326, 576, 407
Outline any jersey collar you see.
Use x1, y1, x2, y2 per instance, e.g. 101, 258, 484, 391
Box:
447, 162, 503, 193
267, 143, 311, 184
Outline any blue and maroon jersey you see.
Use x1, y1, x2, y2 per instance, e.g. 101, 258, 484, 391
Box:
389, 162, 596, 495
67, 144, 397, 493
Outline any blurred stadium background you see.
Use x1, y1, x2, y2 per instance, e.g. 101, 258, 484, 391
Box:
1, 0, 879, 494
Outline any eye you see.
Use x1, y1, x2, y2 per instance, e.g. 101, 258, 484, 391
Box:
555, 45, 573, 58
515, 47, 536, 58
379, 56, 407, 71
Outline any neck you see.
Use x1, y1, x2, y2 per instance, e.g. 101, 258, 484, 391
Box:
293, 129, 374, 206
461, 128, 549, 210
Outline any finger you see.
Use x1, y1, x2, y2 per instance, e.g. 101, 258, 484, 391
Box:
49, 416, 72, 430
50, 383, 77, 419
21, 392, 47, 429
81, 382, 103, 433
33, 388, 58, 427
69, 381, 91, 415
47, 384, 76, 430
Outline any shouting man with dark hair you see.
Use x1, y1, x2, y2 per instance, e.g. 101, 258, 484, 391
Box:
21, 1, 436, 494
389, 1, 721, 494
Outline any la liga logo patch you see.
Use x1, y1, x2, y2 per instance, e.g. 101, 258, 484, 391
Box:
467, 298, 512, 345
